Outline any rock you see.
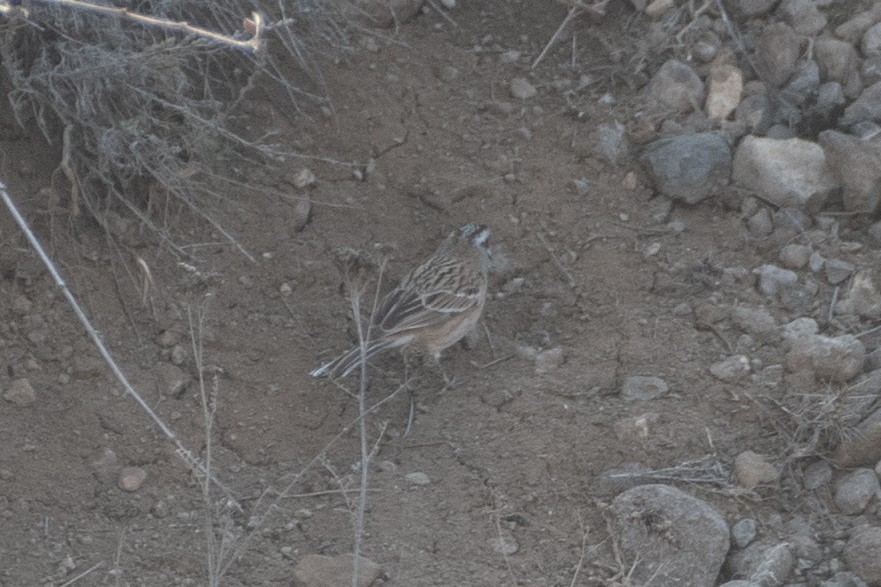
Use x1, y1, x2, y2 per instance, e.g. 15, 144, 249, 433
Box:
778, 0, 827, 35
786, 334, 865, 383
835, 7, 881, 44
814, 37, 859, 84
781, 60, 821, 108
844, 526, 881, 585
613, 412, 659, 441
862, 55, 881, 86
118, 467, 147, 492
732, 136, 838, 211
647, 59, 705, 113
756, 23, 801, 87
736, 95, 772, 134
12, 295, 32, 314
841, 82, 881, 126
732, 306, 778, 341
293, 554, 381, 587
726, 541, 794, 586
821, 571, 870, 587
2, 378, 36, 406
710, 355, 751, 381
732, 518, 758, 548
293, 198, 312, 232
621, 376, 669, 401
778, 244, 811, 269
755, 264, 798, 298
153, 363, 191, 397
862, 22, 881, 55
534, 347, 564, 373
640, 133, 731, 204
693, 32, 721, 62
611, 484, 729, 587
837, 271, 881, 318
405, 472, 430, 486
732, 0, 777, 16
706, 64, 743, 120
803, 460, 833, 490
834, 469, 880, 514
817, 81, 846, 111
782, 317, 818, 342
588, 121, 629, 165
644, 0, 675, 18
509, 77, 536, 100
824, 259, 855, 285
735, 451, 779, 490
834, 406, 881, 467
818, 131, 881, 214
292, 168, 316, 189
748, 208, 775, 237
809, 251, 825, 272
488, 529, 519, 555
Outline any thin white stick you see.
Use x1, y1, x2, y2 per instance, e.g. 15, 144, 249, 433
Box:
58, 561, 105, 587
0, 182, 234, 500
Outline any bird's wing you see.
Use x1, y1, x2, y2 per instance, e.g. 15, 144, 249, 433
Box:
376, 283, 480, 334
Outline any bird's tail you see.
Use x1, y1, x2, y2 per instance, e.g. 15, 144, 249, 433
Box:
310, 337, 403, 379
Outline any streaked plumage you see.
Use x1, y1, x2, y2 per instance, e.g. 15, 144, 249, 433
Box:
311, 223, 491, 379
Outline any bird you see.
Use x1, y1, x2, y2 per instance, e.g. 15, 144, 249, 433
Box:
311, 223, 491, 380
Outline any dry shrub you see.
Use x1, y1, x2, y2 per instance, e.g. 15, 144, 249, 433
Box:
0, 0, 354, 254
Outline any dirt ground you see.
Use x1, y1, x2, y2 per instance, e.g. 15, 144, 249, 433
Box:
0, 1, 864, 585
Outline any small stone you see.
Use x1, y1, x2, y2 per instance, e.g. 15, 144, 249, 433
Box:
157, 329, 181, 348
509, 77, 536, 100
710, 355, 751, 381
153, 363, 191, 397
778, 0, 827, 35
438, 65, 460, 81
439, 0, 455, 9
621, 376, 669, 401
748, 208, 774, 237
588, 121, 629, 165
732, 518, 758, 548
732, 306, 778, 341
809, 251, 825, 273
571, 178, 590, 196
834, 406, 881, 467
293, 554, 381, 587
818, 130, 881, 214
171, 344, 188, 366
825, 259, 855, 285
535, 347, 564, 374
787, 334, 865, 383
803, 460, 832, 490
499, 50, 521, 64
118, 467, 148, 492
706, 64, 744, 120
736, 95, 771, 134
844, 526, 881, 585
817, 82, 846, 111
293, 198, 312, 232
292, 168, 316, 189
11, 295, 32, 315
647, 59, 705, 113
756, 23, 801, 87
835, 7, 881, 44
755, 264, 798, 298
778, 244, 811, 269
405, 472, 430, 486
727, 541, 794, 586
2, 378, 36, 406
640, 132, 732, 204
735, 450, 779, 490
834, 469, 880, 514
814, 37, 859, 84
862, 22, 881, 56
488, 529, 519, 555
378, 460, 397, 473
644, 0, 675, 18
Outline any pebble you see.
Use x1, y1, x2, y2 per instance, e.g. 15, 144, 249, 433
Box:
12, 295, 32, 315
647, 59, 705, 113
732, 306, 778, 341
814, 37, 859, 84
786, 334, 865, 383
834, 406, 881, 467
862, 22, 881, 56
778, 244, 811, 269
732, 518, 758, 548
439, 0, 456, 9
293, 554, 381, 587
727, 541, 794, 586
509, 77, 536, 100
818, 130, 881, 214
621, 375, 669, 401
640, 132, 732, 204
534, 347, 564, 374
824, 259, 855, 285
118, 467, 148, 492
802, 460, 832, 490
706, 64, 743, 120
834, 468, 880, 514
817, 81, 846, 111
756, 22, 800, 87
405, 472, 431, 486
809, 251, 825, 273
748, 208, 774, 237
2, 378, 36, 406
835, 6, 881, 44
611, 484, 729, 586
488, 529, 519, 555
587, 121, 629, 165
732, 136, 838, 212
735, 451, 779, 490
755, 264, 798, 299
710, 355, 751, 382
644, 0, 675, 18
841, 81, 881, 126
862, 55, 881, 86
291, 168, 316, 189
293, 198, 312, 232
736, 95, 771, 134
157, 329, 181, 348
778, 0, 827, 35
844, 526, 881, 584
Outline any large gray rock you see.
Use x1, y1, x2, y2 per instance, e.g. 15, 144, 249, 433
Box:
611, 484, 729, 587
862, 22, 881, 56
819, 130, 881, 213
833, 406, 881, 467
844, 526, 881, 585
786, 334, 865, 383
834, 468, 880, 514
835, 5, 881, 44
814, 37, 859, 84
647, 59, 705, 113
756, 22, 801, 87
841, 81, 881, 126
778, 0, 826, 35
732, 136, 838, 211
726, 541, 794, 586
641, 133, 731, 203
836, 271, 881, 319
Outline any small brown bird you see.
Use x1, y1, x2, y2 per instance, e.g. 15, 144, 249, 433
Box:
310, 223, 491, 379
